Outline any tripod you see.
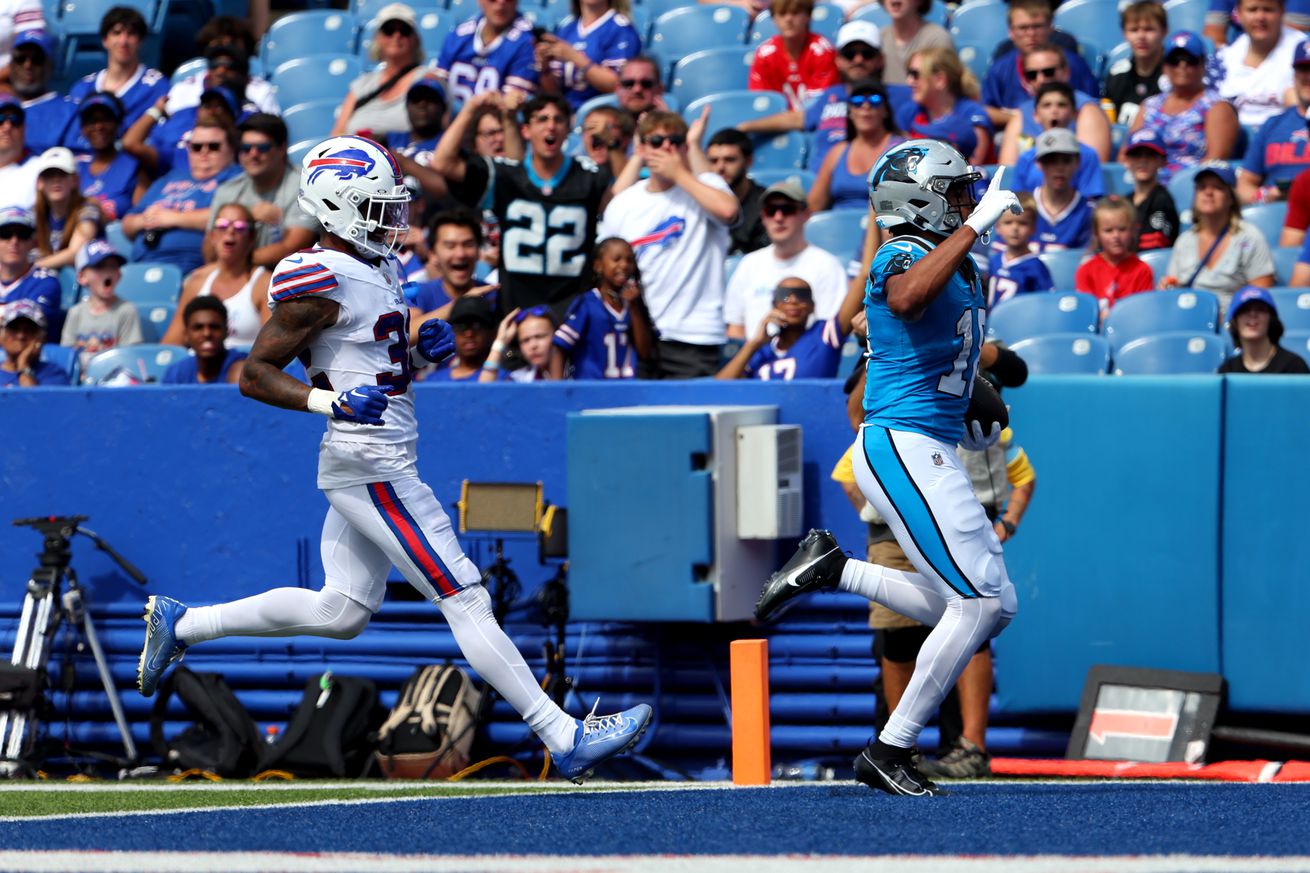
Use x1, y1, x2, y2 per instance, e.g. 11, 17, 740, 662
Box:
0, 516, 147, 776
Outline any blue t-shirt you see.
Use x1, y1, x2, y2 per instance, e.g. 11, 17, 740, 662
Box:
804, 82, 913, 169
162, 348, 247, 384
1242, 106, 1310, 186
127, 164, 242, 274
554, 288, 636, 379
1033, 191, 1094, 252
437, 16, 540, 104
1013, 142, 1105, 198
863, 234, 984, 443
0, 359, 68, 387
746, 316, 845, 380
982, 47, 1099, 110
66, 66, 170, 152
1015, 90, 1097, 139
423, 362, 482, 381
78, 151, 140, 223
386, 131, 441, 166
896, 98, 993, 160
550, 11, 641, 110
986, 251, 1055, 308
23, 92, 79, 156
0, 267, 63, 339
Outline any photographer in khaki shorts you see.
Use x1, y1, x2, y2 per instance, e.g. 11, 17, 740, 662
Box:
833, 342, 1034, 778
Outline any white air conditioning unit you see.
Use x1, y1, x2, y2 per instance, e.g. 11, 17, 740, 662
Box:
735, 424, 803, 540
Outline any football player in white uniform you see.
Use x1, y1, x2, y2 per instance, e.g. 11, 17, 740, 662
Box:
137, 135, 651, 783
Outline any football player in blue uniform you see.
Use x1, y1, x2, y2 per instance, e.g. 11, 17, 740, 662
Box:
755, 140, 1020, 796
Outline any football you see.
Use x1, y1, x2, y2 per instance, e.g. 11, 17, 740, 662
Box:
964, 375, 1009, 432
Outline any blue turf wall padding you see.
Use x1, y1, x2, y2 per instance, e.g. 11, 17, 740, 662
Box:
997, 376, 1224, 713
1221, 376, 1310, 712
567, 411, 715, 621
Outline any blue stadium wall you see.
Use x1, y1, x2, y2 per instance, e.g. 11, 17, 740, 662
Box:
0, 376, 1305, 771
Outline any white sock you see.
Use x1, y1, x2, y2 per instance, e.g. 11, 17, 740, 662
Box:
438, 585, 577, 757
174, 587, 371, 645
838, 559, 948, 626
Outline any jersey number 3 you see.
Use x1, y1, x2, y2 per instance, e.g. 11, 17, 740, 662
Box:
374, 310, 412, 396
502, 202, 587, 277
937, 309, 982, 397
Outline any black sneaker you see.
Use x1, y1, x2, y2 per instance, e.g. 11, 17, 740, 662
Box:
919, 737, 991, 779
854, 746, 946, 797
753, 529, 847, 622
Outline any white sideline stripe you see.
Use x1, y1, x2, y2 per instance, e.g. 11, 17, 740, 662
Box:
1, 853, 1310, 873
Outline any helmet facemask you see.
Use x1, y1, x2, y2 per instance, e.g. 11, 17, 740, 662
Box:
341, 184, 410, 259
933, 173, 982, 232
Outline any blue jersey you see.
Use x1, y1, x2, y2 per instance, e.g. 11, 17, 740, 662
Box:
77, 150, 140, 223
1016, 91, 1096, 138
896, 98, 992, 160
0, 359, 68, 387
1242, 106, 1310, 185
863, 234, 984, 444
127, 164, 241, 273
66, 66, 169, 151
1013, 142, 1104, 198
386, 131, 440, 166
554, 288, 636, 379
437, 16, 539, 104
986, 251, 1055, 308
162, 348, 247, 384
982, 47, 1099, 110
0, 266, 62, 339
23, 92, 78, 156
745, 316, 844, 380
423, 363, 481, 381
1034, 192, 1094, 252
550, 11, 641, 109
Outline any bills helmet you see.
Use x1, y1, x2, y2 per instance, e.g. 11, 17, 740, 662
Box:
299, 136, 409, 259
867, 140, 982, 236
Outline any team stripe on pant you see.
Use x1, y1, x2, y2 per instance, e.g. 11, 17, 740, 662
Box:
367, 482, 462, 598
862, 427, 981, 598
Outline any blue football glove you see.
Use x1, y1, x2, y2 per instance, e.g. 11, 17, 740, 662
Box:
959, 419, 1001, 452
332, 385, 389, 426
417, 317, 456, 364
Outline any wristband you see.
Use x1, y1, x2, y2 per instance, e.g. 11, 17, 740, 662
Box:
19, 368, 35, 379
306, 388, 336, 416
482, 360, 501, 372
1000, 519, 1017, 537
491, 341, 507, 354
146, 106, 166, 123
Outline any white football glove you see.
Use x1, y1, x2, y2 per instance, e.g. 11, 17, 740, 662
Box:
964, 167, 1022, 241
960, 419, 1002, 452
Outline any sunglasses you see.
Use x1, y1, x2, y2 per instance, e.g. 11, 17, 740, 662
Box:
239, 141, 274, 154
380, 20, 415, 36
619, 77, 655, 89
762, 200, 802, 217
643, 133, 685, 148
0, 226, 33, 240
514, 304, 552, 323
905, 68, 922, 81
1165, 53, 1202, 66
0, 110, 24, 127
848, 93, 884, 108
11, 52, 43, 67
840, 45, 878, 61
1023, 66, 1060, 81
773, 289, 811, 304
189, 140, 225, 153
214, 218, 250, 231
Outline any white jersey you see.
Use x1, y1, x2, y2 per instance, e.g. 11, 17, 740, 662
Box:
268, 246, 419, 490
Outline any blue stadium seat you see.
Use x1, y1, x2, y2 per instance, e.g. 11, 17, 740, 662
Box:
136, 303, 175, 343
518, 6, 562, 30
649, 6, 751, 77
446, 0, 478, 23
104, 221, 130, 259
58, 267, 80, 309
171, 56, 208, 85
1101, 162, 1132, 197
751, 131, 806, 170
1164, 0, 1208, 34
1009, 332, 1111, 374
1282, 329, 1310, 360
283, 100, 342, 146
628, 5, 652, 42
1108, 122, 1129, 155
1038, 249, 1089, 291
1271, 287, 1310, 331
987, 291, 1099, 343
850, 3, 890, 27
59, 0, 156, 33
1052, 0, 1122, 64
1166, 165, 1204, 214
261, 11, 359, 70
749, 3, 842, 46
803, 210, 868, 260
1112, 331, 1228, 374
82, 344, 188, 384
1272, 245, 1301, 284
1102, 289, 1221, 352
1101, 43, 1132, 80
683, 90, 789, 142
1242, 202, 1288, 244
670, 47, 753, 107
749, 168, 816, 191
288, 139, 316, 169
117, 263, 182, 305
352, 0, 437, 23
641, 0, 699, 24
1136, 247, 1173, 282
272, 55, 363, 107
949, 1, 1009, 61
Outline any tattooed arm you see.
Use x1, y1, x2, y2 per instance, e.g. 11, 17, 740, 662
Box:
239, 296, 340, 412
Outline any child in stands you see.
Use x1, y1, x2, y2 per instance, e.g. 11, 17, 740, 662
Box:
987, 193, 1055, 306
1075, 197, 1155, 317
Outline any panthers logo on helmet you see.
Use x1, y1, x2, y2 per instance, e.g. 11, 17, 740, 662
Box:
871, 145, 929, 191
307, 147, 377, 185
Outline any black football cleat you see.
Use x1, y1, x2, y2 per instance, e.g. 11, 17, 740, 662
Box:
753, 529, 847, 622
855, 746, 947, 797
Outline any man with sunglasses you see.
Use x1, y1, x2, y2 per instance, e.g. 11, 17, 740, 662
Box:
1000, 46, 1111, 163
125, 84, 247, 179
0, 208, 61, 339
717, 273, 863, 380
601, 110, 739, 378
10, 31, 78, 157
208, 113, 321, 269
980, 0, 1098, 130
0, 96, 38, 212
723, 179, 847, 340
167, 32, 279, 118
436, 0, 538, 103
67, 6, 168, 134
614, 56, 668, 126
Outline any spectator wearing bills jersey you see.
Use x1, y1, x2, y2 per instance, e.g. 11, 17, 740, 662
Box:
1237, 38, 1310, 204
551, 236, 654, 379
67, 7, 168, 137
748, 0, 840, 112
436, 0, 539, 104
536, 0, 641, 111
986, 192, 1054, 308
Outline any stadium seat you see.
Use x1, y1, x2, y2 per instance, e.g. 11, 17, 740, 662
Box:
1101, 43, 1132, 80
683, 90, 789, 142
117, 263, 183, 306
1101, 162, 1132, 197
1112, 331, 1228, 375
1052, 0, 1122, 64
1108, 122, 1129, 154
1038, 249, 1088, 291
272, 55, 363, 107
803, 210, 868, 260
987, 291, 1099, 343
1166, 165, 1203, 214
136, 304, 175, 343
749, 168, 816, 191
58, 267, 80, 309
949, 1, 1009, 61
1282, 329, 1310, 359
670, 47, 753, 107
518, 6, 562, 30
171, 56, 208, 85
955, 43, 993, 83
1136, 247, 1173, 281
1164, 0, 1208, 34
104, 222, 130, 259
59, 0, 156, 34
850, 3, 890, 27
749, 3, 842, 46
1102, 289, 1221, 352
1272, 246, 1301, 284
288, 139, 316, 169
751, 131, 806, 170
1271, 287, 1310, 331
352, 0, 437, 23
1242, 202, 1288, 244
641, 0, 699, 24
649, 6, 751, 77
261, 11, 359, 70
446, 0, 478, 22
283, 100, 342, 146
82, 344, 188, 384
1009, 332, 1112, 375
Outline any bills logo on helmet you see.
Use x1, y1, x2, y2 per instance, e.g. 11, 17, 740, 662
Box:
307, 147, 377, 185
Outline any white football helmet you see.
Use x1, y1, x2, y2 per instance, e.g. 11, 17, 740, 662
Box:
867, 140, 982, 236
298, 135, 410, 259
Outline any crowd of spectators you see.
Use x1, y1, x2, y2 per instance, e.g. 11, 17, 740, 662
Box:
3, 0, 1310, 386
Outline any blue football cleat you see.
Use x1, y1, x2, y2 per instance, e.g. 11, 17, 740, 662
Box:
555, 700, 653, 784
138, 595, 188, 697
